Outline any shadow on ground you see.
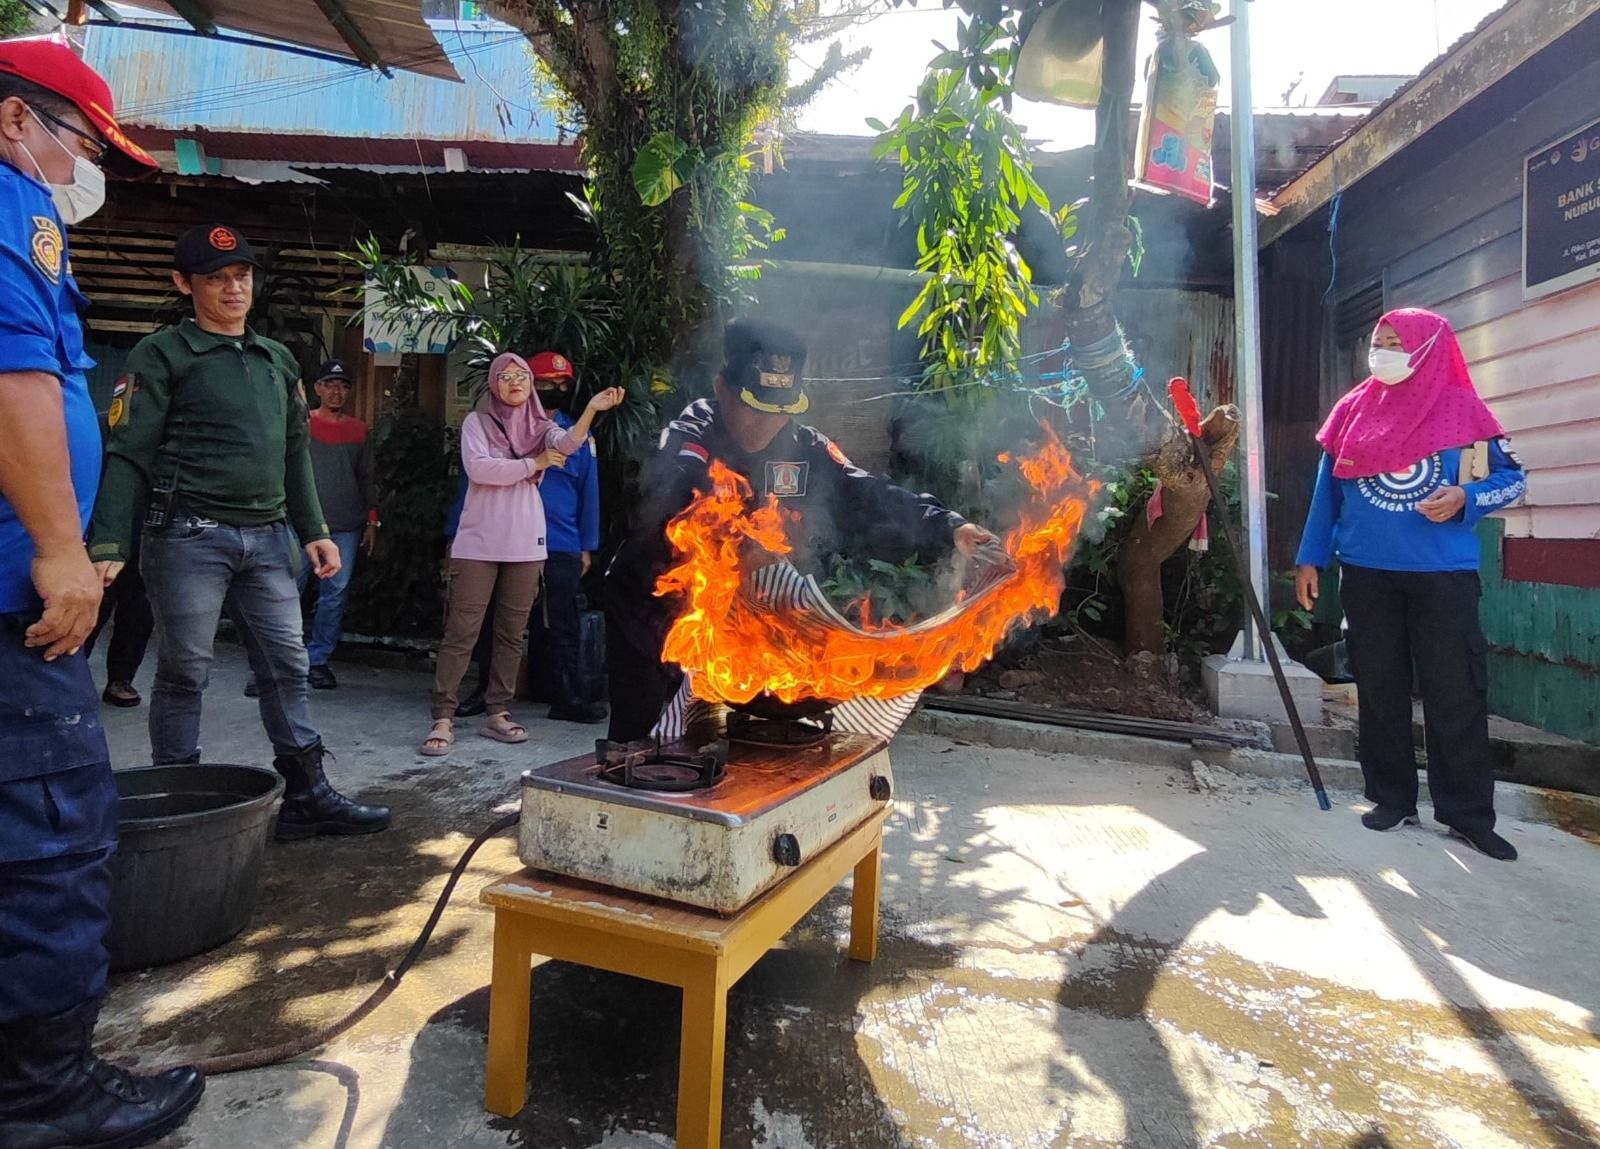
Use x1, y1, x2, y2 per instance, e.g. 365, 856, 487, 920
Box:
91, 656, 1600, 1148
1042, 785, 1600, 1148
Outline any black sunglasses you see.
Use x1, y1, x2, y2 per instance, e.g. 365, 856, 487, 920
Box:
34, 107, 107, 168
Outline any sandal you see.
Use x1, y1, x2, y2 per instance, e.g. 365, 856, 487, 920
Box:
482, 711, 529, 744
419, 719, 455, 757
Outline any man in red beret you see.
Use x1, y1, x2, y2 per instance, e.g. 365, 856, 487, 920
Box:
0, 37, 206, 1148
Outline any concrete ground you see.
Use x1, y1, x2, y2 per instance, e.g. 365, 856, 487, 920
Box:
91, 647, 1600, 1149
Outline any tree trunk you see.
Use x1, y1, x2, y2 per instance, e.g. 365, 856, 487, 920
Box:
1118, 408, 1240, 655
1058, 0, 1148, 461
1053, 0, 1240, 661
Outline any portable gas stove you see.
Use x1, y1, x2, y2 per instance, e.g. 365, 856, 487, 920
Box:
518, 702, 893, 913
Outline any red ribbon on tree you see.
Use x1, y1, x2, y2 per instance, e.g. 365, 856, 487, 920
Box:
1168, 377, 1203, 438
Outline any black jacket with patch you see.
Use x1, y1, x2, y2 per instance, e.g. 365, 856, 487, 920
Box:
606, 398, 966, 657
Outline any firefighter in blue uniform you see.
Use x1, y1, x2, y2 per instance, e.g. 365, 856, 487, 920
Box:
0, 41, 205, 1147
604, 318, 999, 741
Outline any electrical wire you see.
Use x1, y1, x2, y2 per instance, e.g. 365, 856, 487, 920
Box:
1323, 183, 1342, 304
449, 21, 548, 123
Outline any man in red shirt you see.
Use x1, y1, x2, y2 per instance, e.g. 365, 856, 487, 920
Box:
299, 359, 378, 688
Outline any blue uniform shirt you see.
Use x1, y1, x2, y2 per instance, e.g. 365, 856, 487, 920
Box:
541, 410, 600, 554
1295, 439, 1526, 573
0, 163, 101, 614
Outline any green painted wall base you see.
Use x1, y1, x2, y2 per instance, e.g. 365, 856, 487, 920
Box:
1479, 520, 1600, 745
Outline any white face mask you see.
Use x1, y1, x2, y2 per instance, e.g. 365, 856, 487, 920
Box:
19, 109, 106, 225
1368, 330, 1440, 386
1368, 347, 1415, 385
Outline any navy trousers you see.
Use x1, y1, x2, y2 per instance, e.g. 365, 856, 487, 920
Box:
544, 552, 583, 695
0, 612, 119, 1023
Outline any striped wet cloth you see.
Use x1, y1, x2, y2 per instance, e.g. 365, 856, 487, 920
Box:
653, 683, 922, 743
652, 552, 1016, 742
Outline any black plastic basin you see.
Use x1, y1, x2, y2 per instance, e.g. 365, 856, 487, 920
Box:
106, 764, 284, 972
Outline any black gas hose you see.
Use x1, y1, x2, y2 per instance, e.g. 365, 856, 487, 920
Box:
185, 811, 519, 1076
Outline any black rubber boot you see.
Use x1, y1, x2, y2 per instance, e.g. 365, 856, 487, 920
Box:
0, 999, 204, 1149
272, 741, 391, 840
548, 670, 608, 725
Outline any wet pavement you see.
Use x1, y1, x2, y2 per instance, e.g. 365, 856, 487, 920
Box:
92, 647, 1600, 1148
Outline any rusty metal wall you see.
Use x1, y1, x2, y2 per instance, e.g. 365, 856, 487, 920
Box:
744, 279, 1234, 477
751, 271, 922, 473
1022, 287, 1236, 412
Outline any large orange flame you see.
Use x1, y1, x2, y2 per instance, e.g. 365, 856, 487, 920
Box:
656, 424, 1098, 705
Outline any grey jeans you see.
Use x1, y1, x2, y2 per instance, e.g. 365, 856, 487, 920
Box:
140, 519, 320, 764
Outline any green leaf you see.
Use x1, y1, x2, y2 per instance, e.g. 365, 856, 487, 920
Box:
866, 116, 889, 132
898, 291, 929, 331
633, 133, 694, 207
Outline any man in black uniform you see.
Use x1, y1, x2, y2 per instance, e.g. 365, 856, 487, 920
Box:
605, 319, 996, 741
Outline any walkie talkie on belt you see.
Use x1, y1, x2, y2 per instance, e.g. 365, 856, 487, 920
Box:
144, 467, 180, 529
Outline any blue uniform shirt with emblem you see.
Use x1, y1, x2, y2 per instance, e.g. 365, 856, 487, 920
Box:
1295, 440, 1526, 573
0, 162, 101, 614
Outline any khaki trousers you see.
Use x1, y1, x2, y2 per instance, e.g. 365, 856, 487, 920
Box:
433, 558, 544, 720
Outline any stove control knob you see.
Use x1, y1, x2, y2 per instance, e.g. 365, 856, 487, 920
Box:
869, 774, 893, 801
772, 833, 802, 867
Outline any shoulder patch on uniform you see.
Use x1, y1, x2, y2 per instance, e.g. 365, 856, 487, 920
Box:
30, 216, 63, 284
679, 442, 710, 464
825, 439, 852, 468
109, 374, 135, 427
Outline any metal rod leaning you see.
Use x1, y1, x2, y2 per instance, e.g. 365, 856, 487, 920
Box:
1167, 377, 1332, 811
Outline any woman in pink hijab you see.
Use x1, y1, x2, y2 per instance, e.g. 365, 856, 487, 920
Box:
421, 353, 623, 755
1294, 308, 1525, 859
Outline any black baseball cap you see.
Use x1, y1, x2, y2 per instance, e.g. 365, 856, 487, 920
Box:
723, 319, 808, 415
174, 225, 261, 276
315, 359, 350, 383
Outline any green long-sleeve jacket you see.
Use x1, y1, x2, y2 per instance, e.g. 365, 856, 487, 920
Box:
88, 319, 329, 563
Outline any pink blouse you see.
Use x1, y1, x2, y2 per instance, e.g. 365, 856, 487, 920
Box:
449, 412, 584, 563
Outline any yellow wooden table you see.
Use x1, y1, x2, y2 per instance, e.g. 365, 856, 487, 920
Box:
480, 807, 890, 1147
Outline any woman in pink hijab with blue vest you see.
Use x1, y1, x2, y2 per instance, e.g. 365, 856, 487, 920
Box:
1295, 308, 1525, 860
422, 353, 623, 755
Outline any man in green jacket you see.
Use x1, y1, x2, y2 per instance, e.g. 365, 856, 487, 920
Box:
89, 225, 389, 840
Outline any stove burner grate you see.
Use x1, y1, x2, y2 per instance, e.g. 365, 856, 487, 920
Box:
726, 709, 834, 748
594, 738, 727, 792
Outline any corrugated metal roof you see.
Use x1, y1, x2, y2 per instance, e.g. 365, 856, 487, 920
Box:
1263, 0, 1594, 237
84, 16, 560, 143
140, 154, 331, 183
120, 126, 581, 171
124, 0, 459, 79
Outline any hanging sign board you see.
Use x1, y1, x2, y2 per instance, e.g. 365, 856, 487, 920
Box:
1134, 35, 1220, 207
1523, 115, 1600, 300
362, 266, 459, 354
